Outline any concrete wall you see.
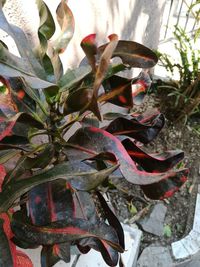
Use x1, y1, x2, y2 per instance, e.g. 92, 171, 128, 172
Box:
2, 0, 166, 69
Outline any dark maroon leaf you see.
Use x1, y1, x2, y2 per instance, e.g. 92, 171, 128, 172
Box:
11, 213, 123, 252
101, 75, 132, 108
141, 169, 188, 200
78, 237, 119, 266
0, 218, 13, 266
98, 40, 158, 68
41, 244, 71, 267
96, 191, 124, 249
28, 180, 75, 227
122, 138, 184, 172
67, 127, 187, 185
28, 183, 52, 226
104, 113, 165, 144
64, 88, 101, 120
41, 245, 60, 267
100, 71, 151, 108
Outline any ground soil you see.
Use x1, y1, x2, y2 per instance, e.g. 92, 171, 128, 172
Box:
107, 93, 200, 252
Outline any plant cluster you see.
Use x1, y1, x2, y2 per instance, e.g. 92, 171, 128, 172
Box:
0, 0, 188, 266
156, 25, 200, 122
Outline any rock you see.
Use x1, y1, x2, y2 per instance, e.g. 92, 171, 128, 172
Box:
138, 203, 167, 236
137, 246, 173, 267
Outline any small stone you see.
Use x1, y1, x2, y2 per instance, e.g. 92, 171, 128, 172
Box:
137, 246, 173, 267
138, 203, 167, 236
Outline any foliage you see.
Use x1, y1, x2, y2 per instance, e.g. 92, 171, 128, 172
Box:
156, 25, 200, 122
0, 0, 188, 266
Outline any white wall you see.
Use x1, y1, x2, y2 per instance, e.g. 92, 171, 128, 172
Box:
2, 0, 166, 69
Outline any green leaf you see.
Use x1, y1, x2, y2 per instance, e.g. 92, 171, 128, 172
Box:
0, 44, 57, 91
0, 161, 118, 213
0, 149, 19, 164
59, 65, 92, 92
53, 0, 75, 53
163, 225, 172, 238
0, 6, 46, 79
37, 0, 55, 42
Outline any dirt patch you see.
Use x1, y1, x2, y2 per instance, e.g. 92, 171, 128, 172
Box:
107, 93, 200, 251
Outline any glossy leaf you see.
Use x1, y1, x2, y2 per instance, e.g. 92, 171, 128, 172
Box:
28, 181, 74, 226
141, 170, 188, 200
59, 65, 92, 92
5, 144, 54, 185
11, 213, 123, 252
64, 88, 101, 120
122, 138, 184, 172
104, 113, 165, 144
93, 34, 118, 98
0, 161, 117, 213
0, 112, 44, 144
96, 192, 124, 249
64, 88, 93, 114
100, 71, 151, 108
81, 34, 97, 72
41, 245, 66, 267
98, 40, 158, 68
0, 6, 46, 79
0, 44, 57, 91
101, 75, 132, 108
131, 71, 152, 105
67, 127, 187, 187
4, 77, 36, 115
53, 0, 75, 53
0, 77, 18, 117
37, 0, 55, 46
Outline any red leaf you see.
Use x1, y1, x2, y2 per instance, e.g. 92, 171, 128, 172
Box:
16, 250, 33, 267
67, 127, 187, 185
0, 117, 16, 142
0, 165, 6, 192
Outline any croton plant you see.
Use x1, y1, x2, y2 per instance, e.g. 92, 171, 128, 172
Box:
0, 0, 188, 266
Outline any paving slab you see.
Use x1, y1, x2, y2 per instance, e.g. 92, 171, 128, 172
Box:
172, 187, 200, 260
138, 203, 167, 236
137, 246, 173, 267
193, 194, 200, 234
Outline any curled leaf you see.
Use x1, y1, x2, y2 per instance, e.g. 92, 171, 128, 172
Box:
98, 40, 158, 68
81, 34, 97, 72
